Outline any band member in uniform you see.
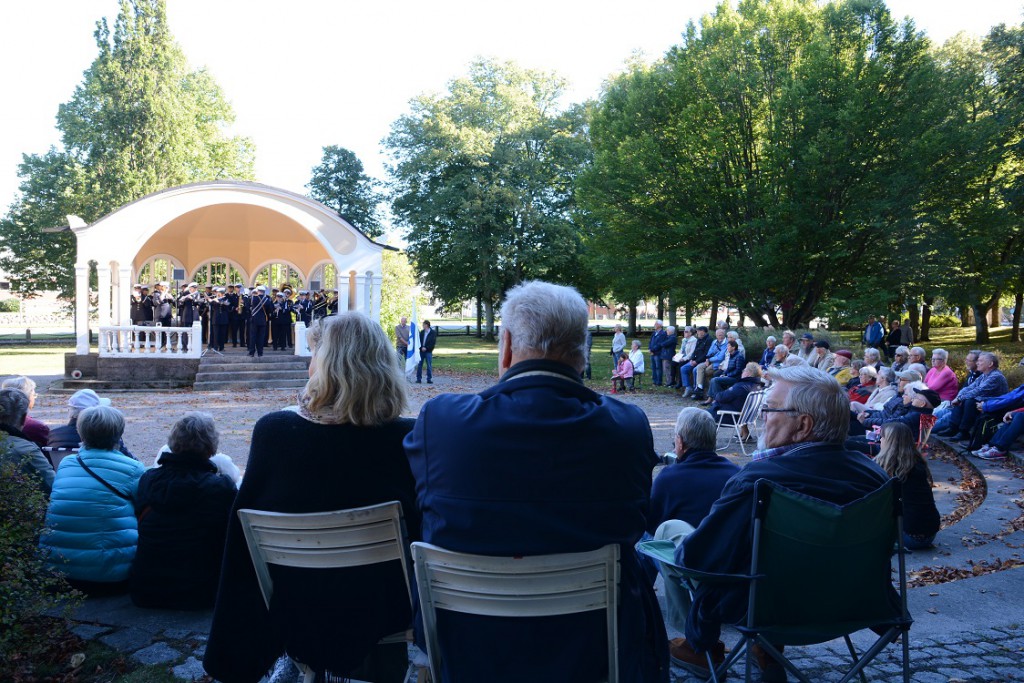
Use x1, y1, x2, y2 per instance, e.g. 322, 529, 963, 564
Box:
130, 285, 144, 325
140, 286, 154, 324
210, 286, 230, 351
312, 290, 328, 320
177, 282, 200, 352
271, 292, 292, 351
201, 284, 214, 344
282, 289, 295, 348
293, 290, 313, 328
247, 285, 273, 359
226, 284, 241, 347
327, 289, 340, 316
236, 284, 249, 347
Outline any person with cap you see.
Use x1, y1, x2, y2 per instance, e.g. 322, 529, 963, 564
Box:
236, 284, 249, 348
177, 283, 200, 352
226, 284, 242, 348
283, 289, 296, 348
827, 349, 854, 385
246, 286, 273, 359
47, 389, 136, 459
293, 290, 314, 329
0, 387, 54, 494
140, 286, 154, 326
130, 284, 144, 325
853, 369, 922, 434
809, 339, 835, 372
153, 282, 174, 348
271, 292, 293, 351
795, 332, 816, 362
209, 287, 231, 352
327, 289, 340, 316
845, 383, 940, 455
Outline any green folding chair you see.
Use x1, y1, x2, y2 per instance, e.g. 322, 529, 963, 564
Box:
639, 478, 912, 683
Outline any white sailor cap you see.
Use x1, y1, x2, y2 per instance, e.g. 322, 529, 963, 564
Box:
215, 286, 226, 292
256, 285, 267, 292
133, 284, 142, 289
158, 281, 170, 287
299, 290, 309, 295
187, 282, 198, 288
276, 292, 285, 297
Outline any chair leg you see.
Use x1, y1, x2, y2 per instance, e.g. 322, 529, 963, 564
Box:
902, 629, 911, 683
843, 634, 868, 683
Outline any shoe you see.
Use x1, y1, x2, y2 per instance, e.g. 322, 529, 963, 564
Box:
977, 448, 1007, 461
416, 379, 422, 384
701, 398, 714, 406
610, 389, 618, 394
669, 638, 725, 677
427, 380, 433, 384
752, 642, 788, 683
971, 445, 993, 457
953, 432, 971, 442
739, 425, 750, 441
681, 387, 691, 398
691, 391, 705, 402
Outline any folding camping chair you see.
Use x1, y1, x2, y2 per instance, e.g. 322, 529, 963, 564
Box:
716, 390, 765, 456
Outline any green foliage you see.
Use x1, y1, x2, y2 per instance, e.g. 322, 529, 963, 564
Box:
739, 327, 852, 367
379, 250, 426, 342
385, 58, 592, 337
0, 299, 20, 313
0, 458, 79, 659
0, 0, 255, 299
307, 146, 385, 238
927, 314, 961, 329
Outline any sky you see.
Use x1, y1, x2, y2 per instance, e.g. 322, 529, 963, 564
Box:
1, 0, 1022, 216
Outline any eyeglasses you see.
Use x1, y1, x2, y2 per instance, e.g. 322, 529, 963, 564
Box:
760, 407, 799, 416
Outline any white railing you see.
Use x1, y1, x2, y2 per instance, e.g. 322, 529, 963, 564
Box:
98, 322, 203, 359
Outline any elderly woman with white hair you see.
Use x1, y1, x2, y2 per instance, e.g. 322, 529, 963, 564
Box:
1, 375, 49, 447
925, 348, 958, 402
205, 312, 420, 683
0, 387, 54, 493
40, 405, 145, 592
130, 412, 238, 610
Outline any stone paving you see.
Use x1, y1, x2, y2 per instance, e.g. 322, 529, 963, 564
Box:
25, 374, 1024, 681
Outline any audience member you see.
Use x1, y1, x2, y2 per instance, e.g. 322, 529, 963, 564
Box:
2, 376, 49, 447
891, 346, 910, 373
48, 389, 136, 459
849, 366, 877, 404
649, 321, 666, 386
660, 326, 679, 388
874, 422, 939, 549
708, 363, 763, 424
692, 328, 728, 401
611, 323, 627, 373
204, 312, 420, 683
680, 327, 712, 398
771, 343, 805, 369
629, 339, 646, 379
885, 320, 902, 361
863, 314, 885, 350
863, 347, 883, 373
828, 349, 854, 385
671, 326, 697, 389
900, 319, 915, 346
796, 333, 816, 362
933, 352, 1008, 442
0, 388, 54, 493
781, 330, 797, 353
925, 348, 958, 402
612, 351, 635, 393
703, 339, 745, 404
809, 340, 834, 372
40, 405, 144, 592
972, 406, 1024, 461
909, 346, 927, 367
404, 280, 669, 682
657, 366, 889, 680
130, 412, 238, 610
760, 336, 777, 369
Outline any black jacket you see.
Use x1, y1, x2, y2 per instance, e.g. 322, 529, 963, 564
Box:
129, 450, 237, 609
419, 327, 437, 352
689, 334, 713, 364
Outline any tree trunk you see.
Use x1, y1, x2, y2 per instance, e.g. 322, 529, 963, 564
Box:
906, 296, 920, 341
667, 294, 677, 327
972, 304, 990, 343
1013, 291, 1023, 343
738, 311, 745, 328
766, 309, 781, 329
708, 298, 719, 329
960, 303, 972, 327
475, 296, 483, 338
657, 295, 665, 321
685, 304, 693, 327
628, 302, 637, 336
920, 295, 934, 342
484, 298, 496, 341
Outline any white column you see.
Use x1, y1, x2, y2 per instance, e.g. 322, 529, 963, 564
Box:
369, 274, 382, 322
355, 274, 368, 315
346, 269, 356, 311
75, 262, 90, 355
97, 265, 112, 329
118, 265, 133, 325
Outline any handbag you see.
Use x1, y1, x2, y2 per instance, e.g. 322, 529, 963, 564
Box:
75, 455, 148, 520
672, 352, 685, 363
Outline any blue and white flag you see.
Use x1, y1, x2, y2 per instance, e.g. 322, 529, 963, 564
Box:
405, 299, 420, 376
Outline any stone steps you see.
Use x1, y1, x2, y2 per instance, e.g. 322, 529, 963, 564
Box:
192, 351, 310, 391
193, 378, 307, 391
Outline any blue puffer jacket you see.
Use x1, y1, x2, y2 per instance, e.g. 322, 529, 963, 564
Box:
40, 447, 146, 583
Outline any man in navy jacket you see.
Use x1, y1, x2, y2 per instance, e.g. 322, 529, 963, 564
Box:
404, 280, 668, 682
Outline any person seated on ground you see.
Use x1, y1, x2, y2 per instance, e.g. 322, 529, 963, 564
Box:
40, 405, 145, 593
671, 326, 698, 389
809, 339, 835, 372
129, 412, 238, 610
846, 384, 940, 456
47, 389, 136, 460
0, 388, 54, 494
657, 366, 890, 681
908, 346, 927, 367
854, 369, 922, 435
972, 406, 1024, 461
691, 327, 728, 401
703, 339, 745, 405
2, 376, 49, 447
932, 352, 1009, 442
886, 320, 902, 362
874, 422, 940, 550
204, 311, 421, 683
708, 363, 763, 423
846, 360, 866, 391
795, 332, 816, 362
848, 365, 877, 404
629, 339, 646, 381
680, 326, 712, 397
925, 348, 958, 403
852, 367, 897, 415
760, 335, 777, 370
405, 280, 670, 682
890, 345, 910, 373
612, 351, 635, 393
827, 349, 854, 386
863, 347, 883, 373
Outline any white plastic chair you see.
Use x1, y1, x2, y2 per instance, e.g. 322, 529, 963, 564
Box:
412, 541, 621, 683
716, 389, 765, 456
237, 501, 416, 683
40, 446, 78, 470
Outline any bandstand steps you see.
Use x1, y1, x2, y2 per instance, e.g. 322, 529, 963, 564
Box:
192, 351, 310, 391
193, 378, 308, 391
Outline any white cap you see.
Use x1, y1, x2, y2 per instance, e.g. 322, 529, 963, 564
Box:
68, 389, 111, 410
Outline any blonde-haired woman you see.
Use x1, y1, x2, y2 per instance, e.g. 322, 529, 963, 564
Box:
205, 312, 419, 683
874, 422, 940, 550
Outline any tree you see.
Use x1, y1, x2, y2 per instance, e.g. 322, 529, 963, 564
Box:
0, 0, 254, 298
385, 58, 591, 339
379, 249, 426, 342
307, 146, 385, 238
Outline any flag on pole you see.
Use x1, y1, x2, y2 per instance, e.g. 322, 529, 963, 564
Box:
405, 298, 420, 376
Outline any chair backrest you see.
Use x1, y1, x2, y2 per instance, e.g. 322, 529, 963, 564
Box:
748, 479, 904, 645
918, 413, 937, 450
237, 501, 410, 611
412, 541, 621, 683
41, 446, 79, 471
737, 389, 765, 427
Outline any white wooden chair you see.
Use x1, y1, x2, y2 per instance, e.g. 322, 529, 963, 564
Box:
237, 501, 417, 683
40, 446, 78, 471
716, 389, 765, 456
412, 541, 621, 683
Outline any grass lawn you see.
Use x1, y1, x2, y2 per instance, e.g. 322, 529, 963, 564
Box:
0, 345, 69, 376
923, 325, 1024, 357
431, 334, 499, 375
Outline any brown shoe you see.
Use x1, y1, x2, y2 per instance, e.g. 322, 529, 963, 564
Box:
669, 638, 726, 677
752, 642, 787, 683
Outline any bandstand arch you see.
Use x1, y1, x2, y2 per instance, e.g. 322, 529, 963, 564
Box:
189, 257, 249, 287
69, 180, 390, 355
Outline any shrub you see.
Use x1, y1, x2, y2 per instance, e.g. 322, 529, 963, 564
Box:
927, 314, 960, 329
739, 327, 855, 366
0, 454, 79, 659
0, 299, 20, 313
